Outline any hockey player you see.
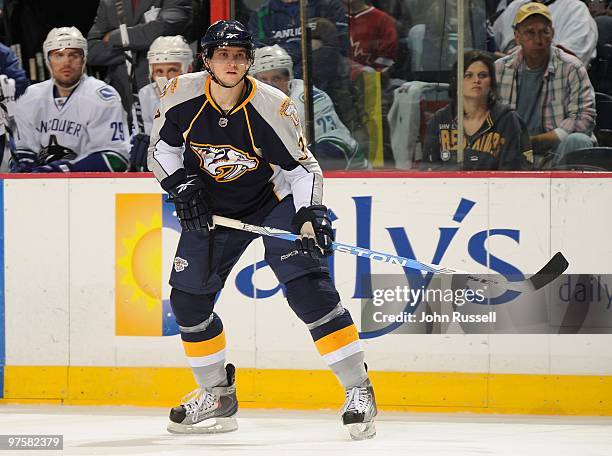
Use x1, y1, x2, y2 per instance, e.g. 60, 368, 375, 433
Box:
130, 35, 193, 171
250, 45, 368, 170
11, 27, 130, 173
148, 20, 377, 440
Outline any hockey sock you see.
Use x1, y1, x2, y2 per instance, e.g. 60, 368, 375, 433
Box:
179, 312, 227, 390
171, 288, 228, 390
193, 361, 227, 390
286, 274, 369, 389
329, 351, 368, 389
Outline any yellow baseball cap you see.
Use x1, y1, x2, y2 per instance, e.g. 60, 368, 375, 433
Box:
513, 2, 553, 27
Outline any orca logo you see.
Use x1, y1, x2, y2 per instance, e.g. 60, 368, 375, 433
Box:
97, 86, 117, 101
190, 143, 259, 182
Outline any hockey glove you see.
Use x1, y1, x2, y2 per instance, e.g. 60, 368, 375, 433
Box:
291, 205, 334, 258
38, 135, 77, 164
9, 150, 37, 173
129, 133, 150, 172
164, 175, 211, 232
31, 160, 73, 173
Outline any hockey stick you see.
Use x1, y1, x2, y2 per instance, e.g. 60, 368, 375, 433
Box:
212, 215, 569, 293
115, 0, 145, 136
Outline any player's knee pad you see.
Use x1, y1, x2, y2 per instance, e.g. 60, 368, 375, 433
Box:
170, 287, 216, 329
285, 272, 341, 324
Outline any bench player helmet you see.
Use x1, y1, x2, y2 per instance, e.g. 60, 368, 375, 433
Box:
251, 45, 293, 80
148, 35, 193, 76
43, 27, 88, 67
147, 35, 193, 92
200, 20, 254, 88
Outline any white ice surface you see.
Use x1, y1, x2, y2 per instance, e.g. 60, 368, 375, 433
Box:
0, 405, 611, 455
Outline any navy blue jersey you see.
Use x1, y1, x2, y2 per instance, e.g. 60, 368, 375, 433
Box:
149, 72, 323, 223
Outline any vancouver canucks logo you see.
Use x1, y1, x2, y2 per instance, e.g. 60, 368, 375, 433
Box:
190, 142, 259, 182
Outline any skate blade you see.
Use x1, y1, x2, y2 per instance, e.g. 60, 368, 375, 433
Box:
167, 416, 238, 434
346, 421, 376, 440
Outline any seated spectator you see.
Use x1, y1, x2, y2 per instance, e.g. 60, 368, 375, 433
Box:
251, 45, 368, 169
307, 17, 354, 126
248, 0, 349, 79
589, 1, 612, 94
11, 27, 130, 173
495, 3, 596, 167
407, 0, 488, 74
129, 35, 193, 171
492, 0, 598, 65
342, 0, 398, 76
590, 1, 612, 55
87, 0, 193, 114
422, 50, 532, 170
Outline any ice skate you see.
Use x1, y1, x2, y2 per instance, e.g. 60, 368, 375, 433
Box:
341, 378, 377, 440
167, 364, 238, 434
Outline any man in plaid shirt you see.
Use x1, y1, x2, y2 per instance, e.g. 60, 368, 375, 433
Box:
495, 2, 595, 167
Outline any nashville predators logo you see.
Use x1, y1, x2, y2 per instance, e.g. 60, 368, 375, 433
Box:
190, 142, 259, 182
280, 97, 301, 127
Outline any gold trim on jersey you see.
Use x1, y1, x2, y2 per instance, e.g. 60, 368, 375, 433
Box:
183, 99, 210, 141
231, 76, 257, 114
203, 75, 257, 116
189, 141, 260, 183
243, 106, 281, 201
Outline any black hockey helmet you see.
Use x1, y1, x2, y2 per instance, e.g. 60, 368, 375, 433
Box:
201, 20, 254, 60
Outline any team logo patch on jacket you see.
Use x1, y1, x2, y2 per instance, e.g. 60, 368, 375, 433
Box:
190, 142, 259, 182
174, 257, 189, 272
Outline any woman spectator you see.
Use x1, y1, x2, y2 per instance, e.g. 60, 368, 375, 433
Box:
422, 50, 532, 170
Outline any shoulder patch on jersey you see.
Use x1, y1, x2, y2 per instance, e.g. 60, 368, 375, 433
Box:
160, 77, 179, 99
97, 86, 117, 101
279, 97, 301, 128
154, 108, 160, 119
190, 142, 259, 183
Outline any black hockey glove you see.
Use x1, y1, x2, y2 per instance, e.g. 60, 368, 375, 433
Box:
291, 205, 334, 258
38, 135, 77, 164
31, 160, 73, 173
129, 133, 150, 172
164, 174, 211, 232
9, 150, 37, 173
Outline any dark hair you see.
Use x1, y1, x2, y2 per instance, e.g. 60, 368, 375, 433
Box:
448, 50, 498, 115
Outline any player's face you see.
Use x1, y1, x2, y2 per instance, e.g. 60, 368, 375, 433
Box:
151, 62, 184, 82
48, 48, 84, 87
207, 46, 251, 86
463, 61, 491, 104
253, 69, 290, 95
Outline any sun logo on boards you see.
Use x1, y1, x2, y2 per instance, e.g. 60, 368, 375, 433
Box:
190, 142, 259, 182
115, 194, 180, 337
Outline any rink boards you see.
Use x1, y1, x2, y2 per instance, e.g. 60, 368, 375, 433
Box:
0, 172, 611, 414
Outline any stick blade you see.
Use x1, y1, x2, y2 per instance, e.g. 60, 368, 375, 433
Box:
528, 252, 569, 290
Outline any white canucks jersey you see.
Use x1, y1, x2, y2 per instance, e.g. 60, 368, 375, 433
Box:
137, 82, 159, 135
15, 75, 130, 161
148, 72, 323, 222
289, 79, 358, 154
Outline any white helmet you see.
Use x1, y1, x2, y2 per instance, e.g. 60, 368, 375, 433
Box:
147, 35, 193, 78
43, 27, 87, 65
251, 45, 293, 79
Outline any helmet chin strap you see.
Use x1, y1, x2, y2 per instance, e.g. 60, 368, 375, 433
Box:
49, 61, 86, 93
52, 74, 84, 93
204, 59, 252, 89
